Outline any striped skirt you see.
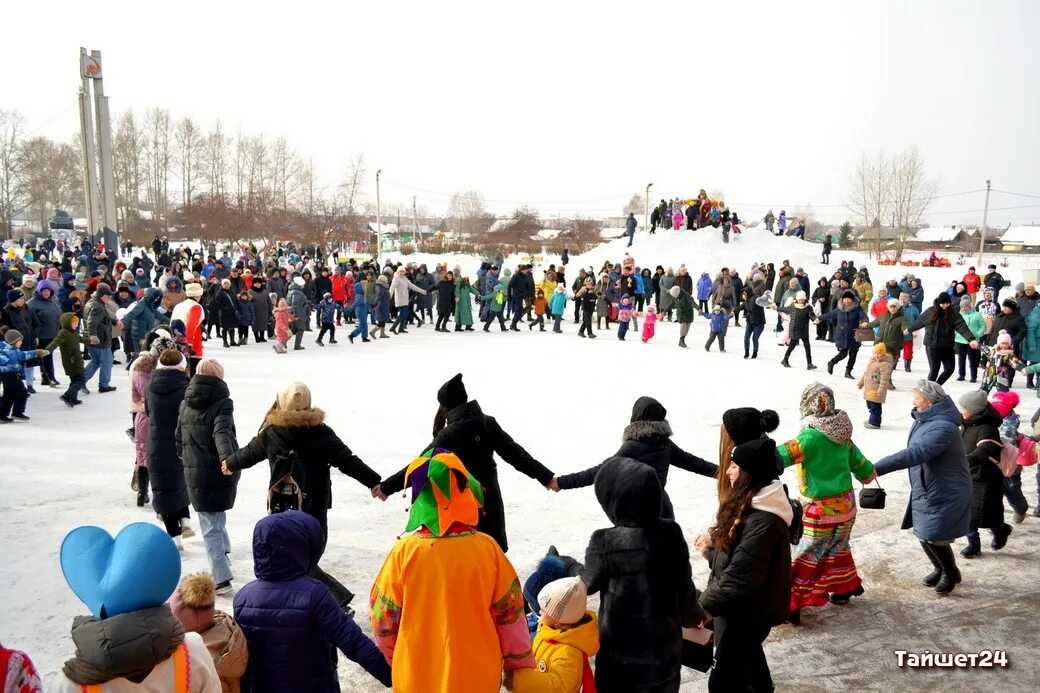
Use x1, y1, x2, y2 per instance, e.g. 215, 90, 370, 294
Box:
790, 490, 862, 610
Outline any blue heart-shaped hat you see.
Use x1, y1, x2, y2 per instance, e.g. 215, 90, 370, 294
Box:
60, 523, 181, 619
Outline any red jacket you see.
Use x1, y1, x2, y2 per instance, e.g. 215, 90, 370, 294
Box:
962, 272, 981, 294
331, 274, 350, 302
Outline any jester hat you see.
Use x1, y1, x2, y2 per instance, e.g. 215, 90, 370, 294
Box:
403, 448, 484, 536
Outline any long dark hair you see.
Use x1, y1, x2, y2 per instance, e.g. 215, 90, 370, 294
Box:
710, 468, 758, 553
927, 296, 952, 327
433, 404, 448, 436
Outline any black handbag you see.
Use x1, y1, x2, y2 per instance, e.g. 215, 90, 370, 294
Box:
859, 479, 886, 509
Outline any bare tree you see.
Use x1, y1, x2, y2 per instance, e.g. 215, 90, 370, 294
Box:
447, 189, 487, 237
269, 136, 304, 211
233, 129, 248, 208
144, 107, 172, 231
175, 116, 204, 211
846, 149, 888, 257
114, 110, 146, 231
246, 134, 269, 212
203, 121, 229, 199
0, 109, 24, 239
889, 146, 940, 237
18, 136, 83, 232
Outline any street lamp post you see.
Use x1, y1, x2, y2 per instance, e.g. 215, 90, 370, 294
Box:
375, 169, 382, 262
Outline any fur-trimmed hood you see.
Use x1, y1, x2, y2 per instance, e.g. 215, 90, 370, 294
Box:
622, 419, 673, 442
264, 407, 326, 428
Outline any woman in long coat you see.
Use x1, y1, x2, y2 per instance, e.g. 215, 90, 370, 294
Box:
146, 348, 192, 547
250, 276, 271, 342
955, 391, 1011, 559
376, 373, 554, 553
658, 268, 676, 319
454, 277, 477, 330
874, 380, 971, 594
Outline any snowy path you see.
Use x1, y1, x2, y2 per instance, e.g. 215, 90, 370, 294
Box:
2, 300, 1038, 691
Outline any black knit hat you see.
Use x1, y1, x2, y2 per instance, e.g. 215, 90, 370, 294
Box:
722, 407, 780, 445
437, 373, 468, 409
731, 438, 782, 489
630, 396, 667, 423
936, 292, 952, 306
1003, 298, 1018, 310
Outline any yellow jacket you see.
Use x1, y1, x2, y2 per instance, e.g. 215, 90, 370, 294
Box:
511, 612, 599, 693
540, 280, 557, 302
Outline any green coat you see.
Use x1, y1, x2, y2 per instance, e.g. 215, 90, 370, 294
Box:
1022, 308, 1040, 362
44, 313, 89, 378
955, 309, 987, 345
778, 427, 875, 499
455, 285, 477, 326
673, 288, 695, 323
867, 310, 907, 354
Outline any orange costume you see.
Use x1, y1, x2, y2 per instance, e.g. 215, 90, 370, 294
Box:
370, 449, 534, 692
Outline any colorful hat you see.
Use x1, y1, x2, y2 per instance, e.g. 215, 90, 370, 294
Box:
403, 448, 484, 537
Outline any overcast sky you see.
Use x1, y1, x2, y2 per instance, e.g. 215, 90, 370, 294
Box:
6, 0, 1039, 226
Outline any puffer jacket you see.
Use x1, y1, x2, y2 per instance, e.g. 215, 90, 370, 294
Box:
286, 284, 308, 321
145, 368, 190, 515
819, 299, 867, 349
176, 375, 240, 513
28, 284, 61, 341
867, 308, 907, 354
858, 355, 895, 404
124, 288, 167, 346
875, 396, 972, 542
961, 404, 1006, 530
237, 298, 255, 327
199, 611, 248, 693
511, 612, 600, 693
1, 303, 39, 349
233, 511, 391, 692
581, 458, 703, 692
907, 305, 976, 349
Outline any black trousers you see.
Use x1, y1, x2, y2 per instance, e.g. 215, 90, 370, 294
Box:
436, 313, 451, 331
784, 335, 813, 365
708, 618, 774, 693
0, 372, 28, 417
483, 313, 506, 331
955, 343, 980, 380
317, 324, 336, 342
829, 344, 861, 373
706, 331, 725, 351
926, 346, 956, 384
579, 307, 594, 336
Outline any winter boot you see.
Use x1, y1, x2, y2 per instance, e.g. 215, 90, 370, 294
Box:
960, 535, 981, 558
844, 370, 854, 379
990, 523, 1012, 550
920, 541, 943, 587
678, 337, 687, 348
781, 360, 791, 368
932, 544, 962, 594
180, 519, 196, 539
827, 361, 835, 375
136, 467, 150, 507
752, 349, 758, 359
828, 584, 864, 605
808, 363, 818, 370
905, 360, 911, 372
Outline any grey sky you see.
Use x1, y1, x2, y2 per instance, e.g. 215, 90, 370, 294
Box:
7, 0, 1039, 225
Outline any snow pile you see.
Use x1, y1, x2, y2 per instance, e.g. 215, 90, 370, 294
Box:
998, 225, 1040, 246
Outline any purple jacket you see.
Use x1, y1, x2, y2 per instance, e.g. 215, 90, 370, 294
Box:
234, 511, 392, 692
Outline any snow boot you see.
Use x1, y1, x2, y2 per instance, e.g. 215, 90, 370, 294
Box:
180, 520, 196, 539
844, 371, 854, 380
905, 360, 912, 372
828, 584, 864, 605
920, 541, 943, 587
960, 535, 981, 558
991, 523, 1011, 550
808, 363, 818, 370
932, 544, 962, 595
678, 337, 687, 348
781, 360, 791, 368
827, 361, 835, 375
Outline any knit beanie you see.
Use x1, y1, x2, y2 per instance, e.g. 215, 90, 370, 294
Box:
537, 576, 587, 626
936, 292, 951, 306
4, 329, 23, 345
169, 573, 216, 634
997, 330, 1012, 346
990, 390, 1020, 418
731, 438, 782, 489
873, 342, 889, 355
185, 283, 204, 299
722, 407, 780, 445
7, 288, 24, 304
196, 358, 224, 380
914, 379, 947, 404
669, 285, 681, 298
958, 390, 990, 417
959, 295, 972, 308
887, 298, 901, 308
277, 382, 312, 411
22, 274, 35, 286
47, 268, 61, 280
293, 276, 305, 287
437, 373, 468, 410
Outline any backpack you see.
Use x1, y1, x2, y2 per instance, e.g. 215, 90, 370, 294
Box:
783, 484, 804, 545
1016, 435, 1037, 467
978, 438, 1018, 478
267, 437, 306, 513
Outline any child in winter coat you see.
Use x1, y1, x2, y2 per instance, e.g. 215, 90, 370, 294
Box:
171, 573, 248, 693
701, 302, 732, 352
508, 576, 599, 693
236, 291, 254, 346
858, 342, 895, 429
315, 293, 338, 346
980, 330, 1025, 392
582, 457, 703, 693
549, 284, 568, 334
672, 210, 683, 230
130, 352, 157, 506
530, 290, 547, 332
0, 641, 42, 692
616, 294, 633, 340
990, 390, 1032, 523
235, 511, 391, 692
481, 282, 508, 332
0, 330, 45, 422
272, 298, 292, 354
42, 312, 90, 406
641, 304, 658, 343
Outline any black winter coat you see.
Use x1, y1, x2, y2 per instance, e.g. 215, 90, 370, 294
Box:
1, 304, 40, 349
225, 407, 380, 531
987, 310, 1026, 346
961, 405, 1005, 529
215, 289, 240, 329
742, 296, 766, 326
556, 419, 717, 519
811, 284, 831, 312
909, 306, 976, 349
436, 279, 456, 314
176, 375, 240, 513
380, 400, 553, 553
780, 303, 816, 341
819, 303, 867, 349
145, 368, 190, 515
251, 286, 271, 332
582, 458, 703, 692
701, 505, 792, 628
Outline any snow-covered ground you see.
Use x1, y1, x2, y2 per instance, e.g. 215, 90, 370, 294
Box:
2, 227, 1038, 691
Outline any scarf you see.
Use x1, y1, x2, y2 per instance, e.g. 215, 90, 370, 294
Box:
803, 409, 854, 445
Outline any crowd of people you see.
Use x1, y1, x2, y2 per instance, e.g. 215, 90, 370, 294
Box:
1, 234, 1038, 692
